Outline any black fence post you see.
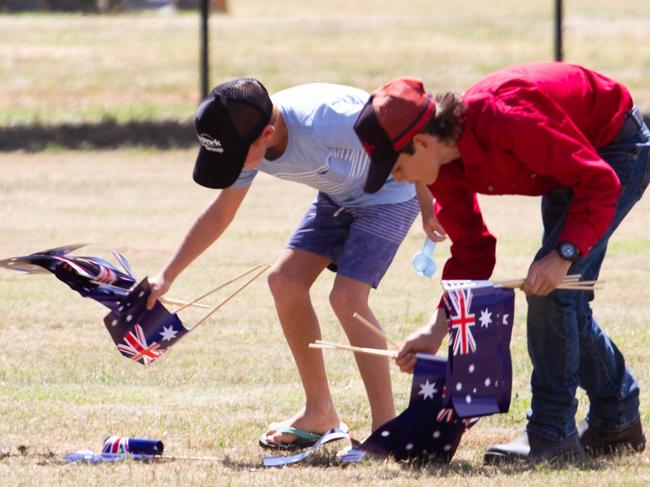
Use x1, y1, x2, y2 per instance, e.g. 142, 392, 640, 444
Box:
200, 0, 210, 100
554, 0, 563, 61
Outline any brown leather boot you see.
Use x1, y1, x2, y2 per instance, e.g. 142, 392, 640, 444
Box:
578, 419, 645, 457
484, 431, 585, 465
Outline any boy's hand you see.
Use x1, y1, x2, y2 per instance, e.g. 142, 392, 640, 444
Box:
146, 273, 172, 310
416, 182, 447, 242
421, 211, 448, 243
395, 325, 445, 374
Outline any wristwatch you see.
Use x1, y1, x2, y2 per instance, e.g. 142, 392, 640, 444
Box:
556, 242, 581, 262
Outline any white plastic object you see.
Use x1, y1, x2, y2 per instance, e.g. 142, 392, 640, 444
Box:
412, 237, 437, 278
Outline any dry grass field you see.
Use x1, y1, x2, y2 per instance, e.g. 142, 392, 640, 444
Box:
1, 1, 650, 485
0, 150, 649, 485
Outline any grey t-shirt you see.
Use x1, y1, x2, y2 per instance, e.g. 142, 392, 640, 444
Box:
232, 83, 415, 207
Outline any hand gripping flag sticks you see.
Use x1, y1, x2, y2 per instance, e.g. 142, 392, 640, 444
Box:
443, 274, 600, 292
312, 284, 516, 464
0, 244, 269, 365
103, 264, 269, 365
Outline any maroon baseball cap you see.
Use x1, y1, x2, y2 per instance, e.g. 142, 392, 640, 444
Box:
354, 78, 436, 193
193, 78, 273, 189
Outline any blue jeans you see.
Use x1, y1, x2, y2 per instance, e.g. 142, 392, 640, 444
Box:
526, 107, 650, 441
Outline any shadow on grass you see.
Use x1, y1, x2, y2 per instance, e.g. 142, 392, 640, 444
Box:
222, 449, 608, 475
1, 114, 648, 152
0, 119, 195, 152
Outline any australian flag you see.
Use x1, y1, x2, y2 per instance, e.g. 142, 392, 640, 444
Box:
360, 284, 515, 463
360, 357, 474, 463
103, 278, 189, 365
102, 436, 164, 456
443, 284, 515, 418
0, 244, 136, 311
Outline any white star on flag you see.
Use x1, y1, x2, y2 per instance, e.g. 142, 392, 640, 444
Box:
381, 430, 390, 437
502, 313, 510, 325
418, 379, 438, 399
456, 382, 462, 391
159, 325, 178, 341
465, 394, 472, 404
484, 377, 491, 387
479, 308, 492, 327
433, 430, 441, 439
468, 364, 475, 373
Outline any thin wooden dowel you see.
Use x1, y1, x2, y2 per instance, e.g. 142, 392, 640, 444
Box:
563, 274, 582, 281
312, 341, 444, 363
174, 264, 263, 313
191, 265, 270, 329
495, 280, 525, 288
556, 285, 601, 291
160, 297, 211, 310
310, 341, 397, 359
494, 276, 599, 291
352, 312, 399, 349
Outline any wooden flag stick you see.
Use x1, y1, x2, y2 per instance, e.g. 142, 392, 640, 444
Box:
494, 275, 600, 291
564, 274, 582, 281
174, 264, 263, 313
310, 341, 397, 359
352, 312, 399, 349
191, 265, 270, 329
160, 297, 211, 310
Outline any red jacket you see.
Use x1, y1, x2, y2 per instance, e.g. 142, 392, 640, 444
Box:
430, 62, 632, 280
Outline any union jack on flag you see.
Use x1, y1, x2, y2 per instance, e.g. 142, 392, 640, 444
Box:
445, 288, 477, 356
102, 435, 130, 454
104, 278, 189, 366
116, 324, 163, 365
101, 435, 164, 456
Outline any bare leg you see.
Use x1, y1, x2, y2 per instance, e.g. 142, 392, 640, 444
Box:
330, 274, 395, 430
264, 248, 340, 445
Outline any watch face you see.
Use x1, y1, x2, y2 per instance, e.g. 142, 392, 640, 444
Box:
560, 243, 576, 260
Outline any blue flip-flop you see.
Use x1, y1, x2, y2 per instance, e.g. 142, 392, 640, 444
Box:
259, 422, 349, 451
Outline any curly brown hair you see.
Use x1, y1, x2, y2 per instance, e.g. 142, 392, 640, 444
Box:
401, 91, 465, 154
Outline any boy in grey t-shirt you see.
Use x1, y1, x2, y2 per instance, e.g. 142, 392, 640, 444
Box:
147, 78, 429, 449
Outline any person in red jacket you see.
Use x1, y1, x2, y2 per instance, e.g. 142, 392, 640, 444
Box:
354, 62, 650, 464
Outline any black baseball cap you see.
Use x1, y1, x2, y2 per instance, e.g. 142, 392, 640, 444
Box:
193, 78, 273, 189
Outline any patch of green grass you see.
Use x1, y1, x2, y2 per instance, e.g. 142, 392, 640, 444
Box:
0, 0, 648, 126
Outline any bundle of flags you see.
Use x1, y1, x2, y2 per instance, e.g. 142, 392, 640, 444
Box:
358, 282, 515, 463
0, 244, 188, 365
359, 356, 474, 462
0, 244, 136, 310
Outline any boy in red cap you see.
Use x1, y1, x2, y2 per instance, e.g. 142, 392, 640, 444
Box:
355, 62, 649, 464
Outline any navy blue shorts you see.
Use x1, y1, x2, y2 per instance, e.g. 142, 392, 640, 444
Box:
287, 193, 420, 288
